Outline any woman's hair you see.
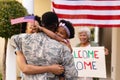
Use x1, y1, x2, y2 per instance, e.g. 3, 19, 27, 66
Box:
41, 11, 59, 32
21, 14, 41, 33
59, 20, 75, 39
21, 22, 27, 33
35, 15, 42, 26
78, 27, 91, 38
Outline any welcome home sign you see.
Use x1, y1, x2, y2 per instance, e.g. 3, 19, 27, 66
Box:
72, 47, 106, 78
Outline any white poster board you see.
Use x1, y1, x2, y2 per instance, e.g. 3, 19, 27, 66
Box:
72, 47, 106, 78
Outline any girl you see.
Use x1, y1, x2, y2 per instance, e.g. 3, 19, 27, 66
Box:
39, 19, 75, 52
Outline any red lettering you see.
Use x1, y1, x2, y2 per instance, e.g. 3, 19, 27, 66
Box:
94, 50, 99, 59
84, 61, 92, 70
78, 50, 82, 58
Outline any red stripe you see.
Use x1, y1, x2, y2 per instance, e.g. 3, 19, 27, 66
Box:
73, 24, 120, 27
57, 13, 120, 20
52, 2, 120, 10
52, 1, 120, 27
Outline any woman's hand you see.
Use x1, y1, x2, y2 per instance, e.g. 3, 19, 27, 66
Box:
104, 48, 109, 55
48, 64, 64, 75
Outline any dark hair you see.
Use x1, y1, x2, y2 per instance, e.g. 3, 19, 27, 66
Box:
35, 15, 42, 26
41, 11, 59, 32
21, 22, 27, 33
60, 20, 75, 39
21, 15, 41, 33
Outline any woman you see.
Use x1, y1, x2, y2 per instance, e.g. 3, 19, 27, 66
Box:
76, 27, 109, 80
10, 15, 64, 80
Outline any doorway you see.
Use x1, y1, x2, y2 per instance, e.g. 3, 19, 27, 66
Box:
99, 28, 112, 80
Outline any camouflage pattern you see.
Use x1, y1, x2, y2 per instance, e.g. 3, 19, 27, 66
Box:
10, 32, 78, 80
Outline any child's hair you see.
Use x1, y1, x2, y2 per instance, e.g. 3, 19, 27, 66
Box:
59, 20, 75, 39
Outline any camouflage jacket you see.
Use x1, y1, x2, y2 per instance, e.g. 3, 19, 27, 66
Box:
10, 32, 78, 80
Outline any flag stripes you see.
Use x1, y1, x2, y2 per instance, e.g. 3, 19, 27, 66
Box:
11, 16, 34, 25
52, 0, 120, 27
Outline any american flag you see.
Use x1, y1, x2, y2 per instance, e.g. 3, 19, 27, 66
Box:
51, 0, 120, 27
11, 15, 35, 25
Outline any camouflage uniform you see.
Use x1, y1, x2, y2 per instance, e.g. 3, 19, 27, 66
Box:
10, 32, 78, 80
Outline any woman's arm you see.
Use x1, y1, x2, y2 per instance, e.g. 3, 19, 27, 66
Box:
10, 34, 64, 75
16, 50, 64, 75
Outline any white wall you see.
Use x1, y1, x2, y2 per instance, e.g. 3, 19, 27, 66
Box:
111, 28, 120, 80
0, 37, 5, 73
